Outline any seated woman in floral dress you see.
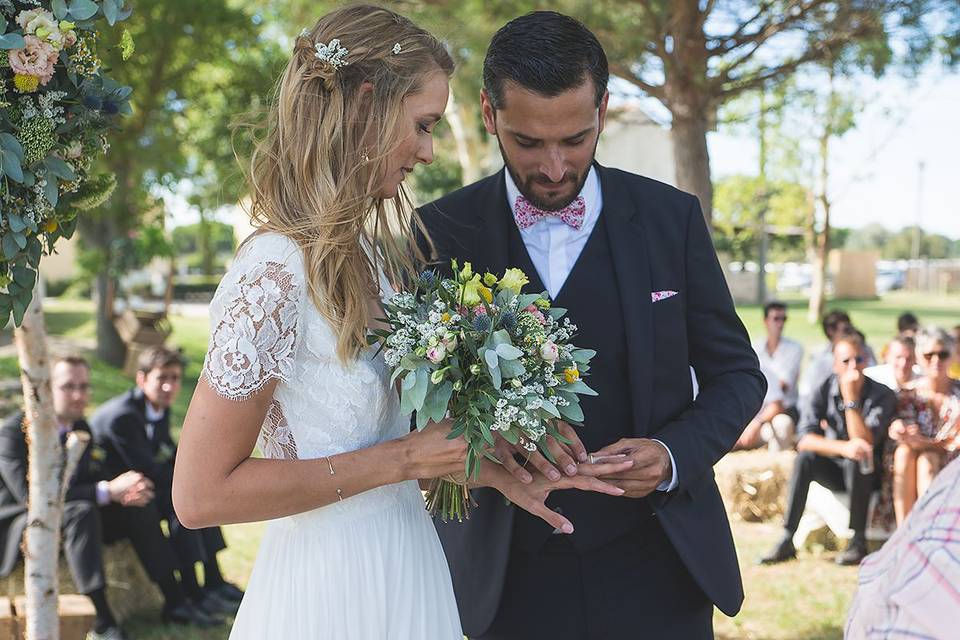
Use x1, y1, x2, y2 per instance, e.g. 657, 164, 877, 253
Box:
887, 326, 960, 525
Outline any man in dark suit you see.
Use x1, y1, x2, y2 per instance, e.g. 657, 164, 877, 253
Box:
89, 346, 241, 619
0, 355, 223, 636
418, 12, 765, 639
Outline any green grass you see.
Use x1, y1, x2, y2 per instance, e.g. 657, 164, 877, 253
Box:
2, 291, 957, 638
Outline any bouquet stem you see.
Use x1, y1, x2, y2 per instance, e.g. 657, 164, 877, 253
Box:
425, 477, 474, 522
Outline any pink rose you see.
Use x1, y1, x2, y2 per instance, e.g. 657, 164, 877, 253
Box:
524, 305, 547, 326
540, 340, 559, 364
426, 345, 447, 364
9, 36, 58, 86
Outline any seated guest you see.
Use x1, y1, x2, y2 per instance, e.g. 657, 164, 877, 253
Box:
91, 347, 242, 619
864, 335, 919, 392
799, 309, 852, 402
0, 356, 223, 634
887, 326, 960, 525
0, 356, 132, 639
760, 333, 896, 566
753, 301, 803, 435
735, 367, 793, 452
846, 455, 960, 640
896, 312, 920, 338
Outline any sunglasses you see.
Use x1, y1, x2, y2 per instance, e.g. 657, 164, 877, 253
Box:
841, 356, 866, 366
922, 350, 952, 362
769, 315, 788, 323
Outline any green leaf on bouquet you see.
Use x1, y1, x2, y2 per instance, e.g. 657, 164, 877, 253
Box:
0, 33, 26, 50
489, 329, 513, 348
563, 380, 598, 396
423, 381, 453, 424
400, 352, 424, 371
537, 438, 558, 464
558, 400, 584, 423
495, 343, 523, 360
499, 358, 525, 379
517, 294, 541, 309
499, 427, 519, 445
410, 367, 429, 412
548, 307, 567, 320
67, 0, 100, 21
482, 348, 502, 389
479, 418, 495, 446
571, 349, 596, 364
540, 400, 560, 419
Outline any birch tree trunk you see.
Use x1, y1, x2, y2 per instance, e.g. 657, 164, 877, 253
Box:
13, 277, 62, 640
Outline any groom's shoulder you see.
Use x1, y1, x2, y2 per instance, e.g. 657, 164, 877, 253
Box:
602, 166, 696, 210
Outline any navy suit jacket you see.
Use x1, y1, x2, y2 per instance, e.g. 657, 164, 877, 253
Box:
418, 164, 766, 635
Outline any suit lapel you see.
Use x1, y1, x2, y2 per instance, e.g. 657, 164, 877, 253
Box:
471, 171, 513, 275
596, 164, 654, 438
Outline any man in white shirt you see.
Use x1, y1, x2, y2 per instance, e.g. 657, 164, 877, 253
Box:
864, 335, 918, 392
753, 302, 803, 443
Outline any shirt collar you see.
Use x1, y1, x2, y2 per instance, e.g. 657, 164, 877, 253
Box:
504, 165, 600, 221
144, 402, 165, 423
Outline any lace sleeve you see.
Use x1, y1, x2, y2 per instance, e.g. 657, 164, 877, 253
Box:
202, 247, 303, 400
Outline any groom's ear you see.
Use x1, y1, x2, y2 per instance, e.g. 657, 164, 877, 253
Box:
480, 89, 498, 136
597, 89, 610, 136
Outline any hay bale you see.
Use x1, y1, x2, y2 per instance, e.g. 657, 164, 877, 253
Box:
715, 449, 796, 522
5, 540, 163, 622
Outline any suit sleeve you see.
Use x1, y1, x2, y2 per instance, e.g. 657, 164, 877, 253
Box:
0, 421, 28, 506
106, 412, 174, 488
654, 196, 767, 492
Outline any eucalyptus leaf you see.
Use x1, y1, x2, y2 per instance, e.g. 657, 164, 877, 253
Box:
1, 150, 23, 183
45, 157, 76, 181
8, 214, 26, 233
1, 235, 17, 259
0, 33, 26, 51
0, 133, 23, 157
67, 0, 100, 21
571, 349, 596, 364
11, 295, 28, 327
13, 233, 26, 250
12, 266, 35, 290
499, 359, 525, 379
409, 367, 429, 411
483, 348, 499, 371
495, 343, 523, 360
52, 0, 69, 19
540, 400, 560, 419
558, 401, 584, 423
563, 380, 598, 396
102, 0, 119, 25
43, 176, 59, 207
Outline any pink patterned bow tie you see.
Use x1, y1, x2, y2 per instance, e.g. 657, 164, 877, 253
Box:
514, 195, 586, 231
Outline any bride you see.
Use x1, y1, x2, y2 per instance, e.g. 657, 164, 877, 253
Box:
172, 5, 623, 639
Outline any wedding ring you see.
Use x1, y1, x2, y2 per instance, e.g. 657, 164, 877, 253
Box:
589, 454, 595, 464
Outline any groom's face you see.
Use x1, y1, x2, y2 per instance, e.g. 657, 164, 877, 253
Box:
482, 78, 608, 211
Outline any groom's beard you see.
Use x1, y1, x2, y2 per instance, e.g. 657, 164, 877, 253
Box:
498, 138, 598, 212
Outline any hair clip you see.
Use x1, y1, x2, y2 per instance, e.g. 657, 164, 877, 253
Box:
315, 38, 350, 70
392, 43, 402, 55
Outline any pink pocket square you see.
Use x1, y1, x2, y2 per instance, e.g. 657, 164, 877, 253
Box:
651, 290, 678, 303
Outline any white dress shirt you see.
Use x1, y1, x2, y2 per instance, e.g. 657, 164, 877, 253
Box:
753, 336, 804, 410
504, 168, 679, 492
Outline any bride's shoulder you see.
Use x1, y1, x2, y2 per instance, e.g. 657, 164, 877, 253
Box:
234, 231, 305, 273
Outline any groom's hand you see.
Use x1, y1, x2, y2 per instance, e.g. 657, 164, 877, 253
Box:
577, 438, 672, 498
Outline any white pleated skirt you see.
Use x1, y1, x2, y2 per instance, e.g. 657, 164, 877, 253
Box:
229, 480, 463, 639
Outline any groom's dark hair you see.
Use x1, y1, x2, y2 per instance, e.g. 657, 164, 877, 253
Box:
483, 11, 608, 110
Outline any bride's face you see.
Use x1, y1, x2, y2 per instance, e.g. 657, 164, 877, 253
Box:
378, 71, 449, 199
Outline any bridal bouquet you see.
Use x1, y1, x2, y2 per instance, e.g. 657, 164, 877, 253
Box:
371, 261, 597, 521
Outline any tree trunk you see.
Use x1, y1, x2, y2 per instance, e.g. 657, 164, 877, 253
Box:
199, 211, 213, 277
808, 119, 831, 324
95, 271, 126, 367
14, 278, 61, 640
670, 112, 714, 230
445, 86, 486, 185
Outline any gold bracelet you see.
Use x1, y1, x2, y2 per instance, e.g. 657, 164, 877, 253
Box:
325, 456, 344, 501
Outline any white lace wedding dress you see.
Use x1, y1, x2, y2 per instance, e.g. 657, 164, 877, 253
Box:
201, 232, 463, 639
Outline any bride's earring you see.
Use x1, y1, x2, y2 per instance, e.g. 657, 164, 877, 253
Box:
360, 147, 371, 164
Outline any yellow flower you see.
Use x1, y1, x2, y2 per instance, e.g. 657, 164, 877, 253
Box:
533, 298, 551, 309
43, 220, 58, 233
459, 261, 473, 281
483, 272, 498, 287
479, 285, 493, 304
460, 274, 483, 307
441, 312, 451, 323
498, 268, 529, 294
13, 74, 40, 94
564, 366, 580, 383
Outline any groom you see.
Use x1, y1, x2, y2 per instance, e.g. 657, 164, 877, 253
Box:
419, 11, 765, 639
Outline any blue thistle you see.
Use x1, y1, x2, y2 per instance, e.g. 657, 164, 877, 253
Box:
473, 314, 492, 332
501, 311, 517, 330
418, 270, 437, 288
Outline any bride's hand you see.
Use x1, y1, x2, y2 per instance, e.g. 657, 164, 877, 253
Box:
398, 419, 468, 480
489, 466, 627, 534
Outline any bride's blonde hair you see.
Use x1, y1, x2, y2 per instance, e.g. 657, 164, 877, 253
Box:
241, 5, 454, 363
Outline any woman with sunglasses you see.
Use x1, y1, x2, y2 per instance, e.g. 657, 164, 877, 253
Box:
888, 326, 960, 524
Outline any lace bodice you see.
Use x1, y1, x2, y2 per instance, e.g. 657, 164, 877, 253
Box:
201, 232, 408, 462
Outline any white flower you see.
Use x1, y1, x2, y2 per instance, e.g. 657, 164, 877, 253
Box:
426, 344, 446, 364
540, 340, 559, 364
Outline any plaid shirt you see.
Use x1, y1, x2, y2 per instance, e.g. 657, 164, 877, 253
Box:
846, 456, 960, 638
